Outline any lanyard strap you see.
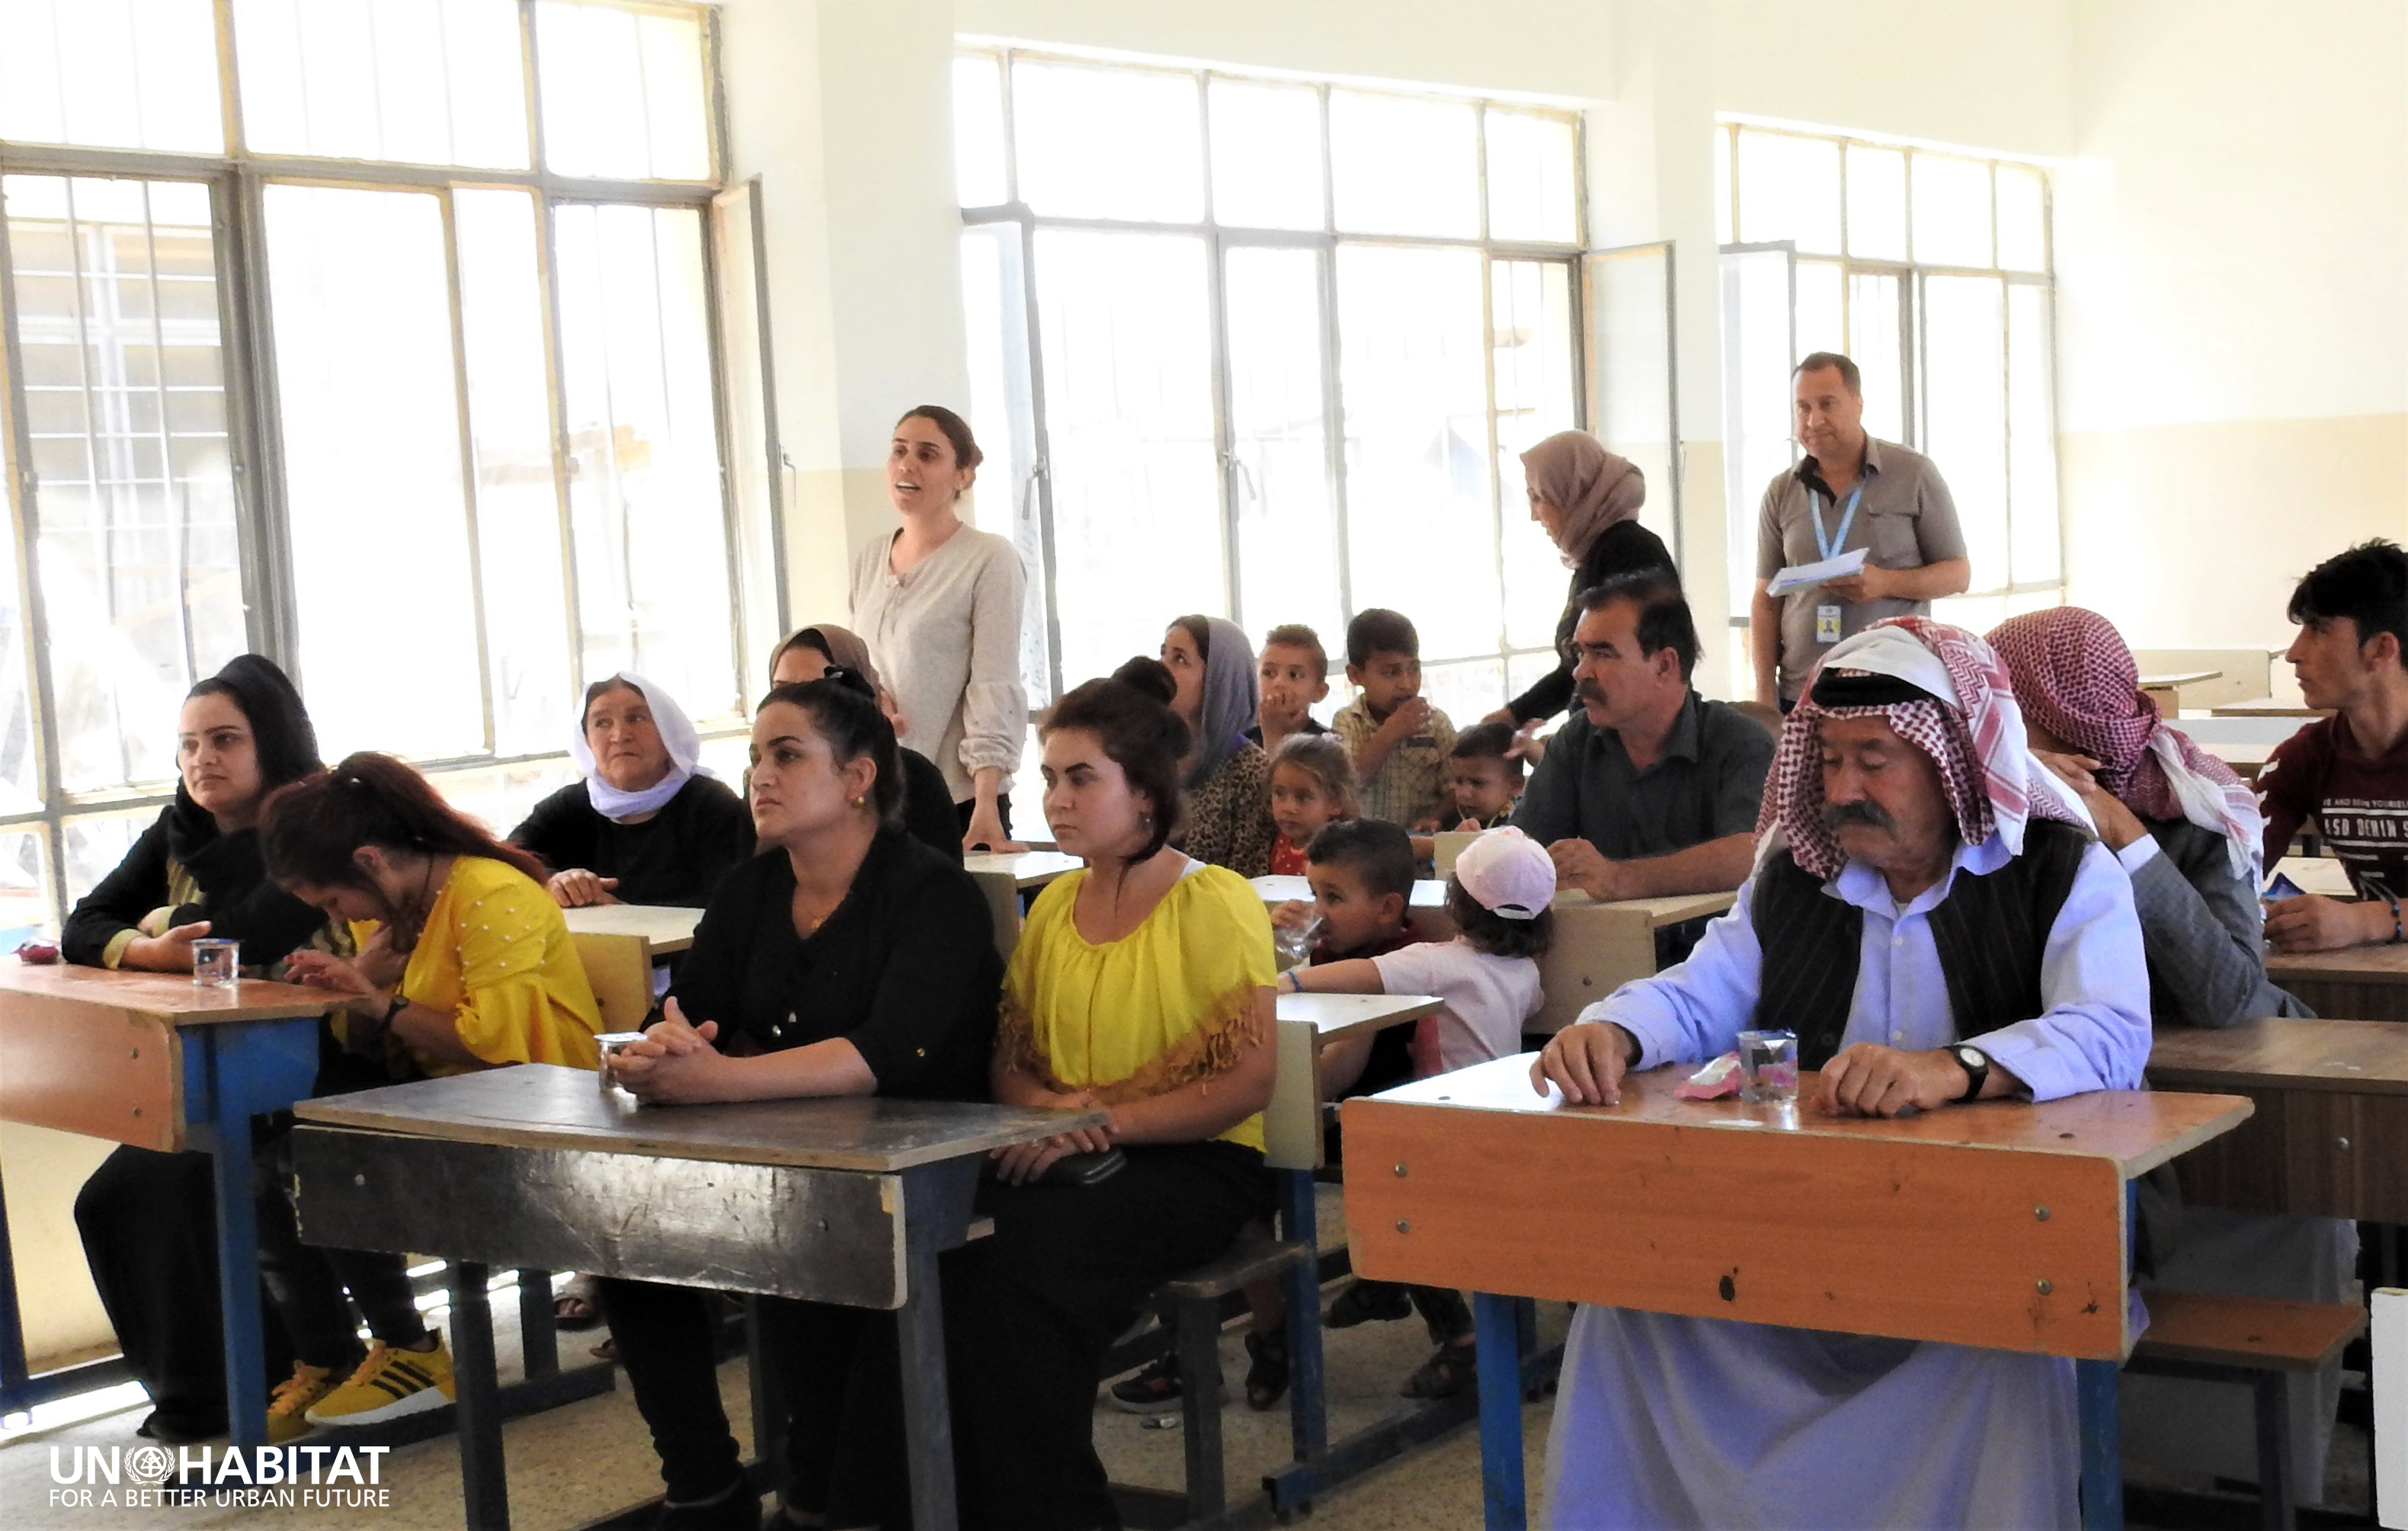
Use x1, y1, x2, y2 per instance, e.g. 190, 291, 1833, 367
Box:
1812, 482, 1865, 563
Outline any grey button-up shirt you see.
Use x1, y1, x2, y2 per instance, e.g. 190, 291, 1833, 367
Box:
1756, 437, 1966, 702
1510, 691, 1773, 860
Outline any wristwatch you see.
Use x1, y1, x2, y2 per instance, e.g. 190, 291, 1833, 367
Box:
1945, 1044, 1990, 1103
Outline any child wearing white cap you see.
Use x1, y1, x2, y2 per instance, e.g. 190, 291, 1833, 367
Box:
1280, 825, 1555, 1397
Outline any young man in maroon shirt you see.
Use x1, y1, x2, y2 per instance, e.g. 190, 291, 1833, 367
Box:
2259, 539, 2408, 951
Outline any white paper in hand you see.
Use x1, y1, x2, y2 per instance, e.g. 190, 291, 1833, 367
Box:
1766, 546, 1868, 596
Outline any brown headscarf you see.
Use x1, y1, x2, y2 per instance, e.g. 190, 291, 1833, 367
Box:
1521, 430, 1644, 567
771, 623, 882, 692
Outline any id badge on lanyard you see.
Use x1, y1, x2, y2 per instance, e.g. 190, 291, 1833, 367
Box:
1811, 482, 1864, 645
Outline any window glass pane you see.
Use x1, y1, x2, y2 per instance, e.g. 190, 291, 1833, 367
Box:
1329, 91, 1478, 239
425, 757, 580, 844
5, 175, 242, 793
0, 829, 51, 939
232, 0, 530, 170
533, 0, 711, 181
453, 187, 574, 756
263, 184, 482, 761
552, 203, 739, 724
1920, 274, 2006, 594
959, 223, 1052, 706
1795, 259, 1844, 362
0, 0, 223, 154
1717, 246, 1795, 616
1029, 229, 1220, 691
1208, 78, 1323, 232
953, 53, 1009, 207
1417, 658, 1503, 743
1485, 109, 1577, 244
2007, 283, 2061, 585
1995, 164, 2048, 274
1844, 144, 1907, 261
1225, 246, 1339, 645
1335, 244, 1495, 657
1494, 258, 1574, 650
1846, 271, 1904, 444
1735, 131, 1840, 255
1910, 153, 1993, 268
1012, 59, 1202, 223
62, 810, 146, 906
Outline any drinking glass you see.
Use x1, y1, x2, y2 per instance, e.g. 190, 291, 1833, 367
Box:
191, 938, 240, 988
1736, 1029, 1799, 1104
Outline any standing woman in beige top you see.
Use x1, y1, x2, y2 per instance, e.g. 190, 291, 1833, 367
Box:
850, 405, 1031, 852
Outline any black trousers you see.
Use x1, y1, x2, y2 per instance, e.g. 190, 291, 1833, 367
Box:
944, 1142, 1266, 1531
600, 1280, 908, 1520
72, 1145, 295, 1436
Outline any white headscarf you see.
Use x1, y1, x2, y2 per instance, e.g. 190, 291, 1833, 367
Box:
572, 672, 707, 822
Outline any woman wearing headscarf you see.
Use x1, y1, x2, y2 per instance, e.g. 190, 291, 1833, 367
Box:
1154, 617, 1279, 877
1987, 607, 2305, 1029
1491, 431, 1674, 729
1990, 606, 2354, 1508
66, 655, 334, 1443
510, 674, 754, 909
770, 623, 962, 861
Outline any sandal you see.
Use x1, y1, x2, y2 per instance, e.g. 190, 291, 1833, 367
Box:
1323, 1280, 1412, 1330
554, 1274, 604, 1331
1243, 1328, 1289, 1411
1399, 1340, 1478, 1400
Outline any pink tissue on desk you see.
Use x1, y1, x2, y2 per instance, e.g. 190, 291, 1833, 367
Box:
1674, 1052, 1744, 1100
14, 940, 57, 965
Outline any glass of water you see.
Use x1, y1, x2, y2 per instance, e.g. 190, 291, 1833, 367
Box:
1736, 1029, 1799, 1104
1273, 916, 1323, 971
597, 1032, 649, 1097
191, 938, 240, 988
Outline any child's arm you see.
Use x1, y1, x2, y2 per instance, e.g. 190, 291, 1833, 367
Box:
1320, 1032, 1374, 1097
1282, 958, 1385, 995
1346, 697, 1433, 780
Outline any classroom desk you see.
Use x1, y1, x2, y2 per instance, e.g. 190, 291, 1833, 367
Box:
291, 1064, 1102, 1531
1341, 1054, 2253, 1531
962, 848, 1084, 889
2213, 701, 2330, 719
2266, 943, 2408, 1024
2148, 1018, 2408, 1232
0, 962, 337, 1449
2141, 669, 2222, 713
558, 901, 704, 956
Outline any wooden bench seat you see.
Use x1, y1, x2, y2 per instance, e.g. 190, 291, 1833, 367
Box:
2125, 1288, 2368, 1531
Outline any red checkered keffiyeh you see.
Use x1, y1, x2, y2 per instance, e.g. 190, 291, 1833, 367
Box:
1988, 607, 2264, 881
1758, 618, 2084, 881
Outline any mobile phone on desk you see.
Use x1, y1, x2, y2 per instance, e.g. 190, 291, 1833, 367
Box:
2261, 872, 2307, 902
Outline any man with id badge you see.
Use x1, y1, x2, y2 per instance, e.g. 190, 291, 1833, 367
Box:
1750, 352, 1971, 710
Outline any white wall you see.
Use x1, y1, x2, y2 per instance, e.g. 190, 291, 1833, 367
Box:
2054, 0, 2408, 649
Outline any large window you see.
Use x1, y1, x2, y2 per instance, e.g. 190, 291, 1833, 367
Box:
0, 0, 780, 929
955, 46, 1596, 732
1715, 122, 2061, 660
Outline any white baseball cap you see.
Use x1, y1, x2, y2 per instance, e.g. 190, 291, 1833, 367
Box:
1452, 826, 1557, 921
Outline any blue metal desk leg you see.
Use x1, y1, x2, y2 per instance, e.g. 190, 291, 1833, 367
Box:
203, 1037, 269, 1453
1474, 1291, 1527, 1531
894, 1240, 960, 1531
1279, 1167, 1328, 1472
2077, 1356, 2121, 1531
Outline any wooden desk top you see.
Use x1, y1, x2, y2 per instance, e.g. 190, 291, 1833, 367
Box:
2140, 669, 2221, 689
2266, 943, 2408, 987
0, 961, 339, 1027
1277, 991, 1443, 1047
2166, 715, 2307, 744
1369, 1052, 2252, 1178
2147, 1018, 2408, 1096
560, 903, 705, 955
295, 1062, 1103, 1173
962, 849, 1084, 888
2211, 702, 2328, 719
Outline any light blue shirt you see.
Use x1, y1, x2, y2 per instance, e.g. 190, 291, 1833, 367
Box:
1583, 833, 2152, 1100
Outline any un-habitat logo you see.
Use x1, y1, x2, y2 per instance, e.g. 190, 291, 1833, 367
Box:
46, 1443, 392, 1511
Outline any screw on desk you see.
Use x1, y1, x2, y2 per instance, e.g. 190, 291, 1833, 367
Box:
1394, 1163, 1409, 1177
2336, 1137, 2351, 1152
1395, 1219, 1411, 1234
2034, 1206, 2050, 1221
2035, 1280, 2054, 1296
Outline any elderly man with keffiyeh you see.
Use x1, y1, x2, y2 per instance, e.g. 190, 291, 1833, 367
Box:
1529, 617, 2152, 1531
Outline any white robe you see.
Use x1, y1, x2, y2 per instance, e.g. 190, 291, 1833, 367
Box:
1543, 834, 2153, 1531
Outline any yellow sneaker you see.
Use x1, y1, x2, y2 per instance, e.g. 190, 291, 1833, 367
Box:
303, 1334, 456, 1427
266, 1361, 338, 1444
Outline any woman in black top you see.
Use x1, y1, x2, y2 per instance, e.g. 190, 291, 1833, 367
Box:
769, 621, 962, 862
599, 672, 1001, 1531
1492, 430, 1676, 727
66, 655, 331, 1442
510, 673, 754, 908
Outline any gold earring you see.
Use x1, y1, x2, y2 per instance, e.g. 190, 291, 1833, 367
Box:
852, 795, 867, 808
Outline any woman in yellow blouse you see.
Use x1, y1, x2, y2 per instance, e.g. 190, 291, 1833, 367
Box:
252, 751, 603, 1435
948, 659, 1276, 1530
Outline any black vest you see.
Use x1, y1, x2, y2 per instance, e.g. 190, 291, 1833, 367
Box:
1752, 819, 2092, 1068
